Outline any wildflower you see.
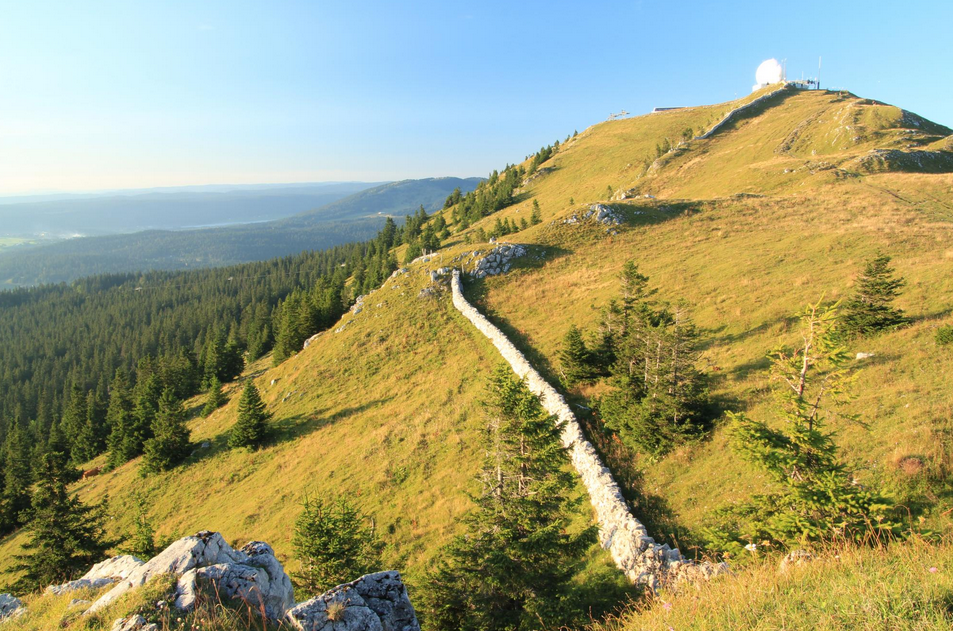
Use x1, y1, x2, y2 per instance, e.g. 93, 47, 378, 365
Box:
663, 601, 673, 611
929, 567, 938, 573
744, 543, 757, 552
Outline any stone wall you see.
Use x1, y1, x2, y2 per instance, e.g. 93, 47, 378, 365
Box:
450, 270, 724, 589
696, 84, 789, 140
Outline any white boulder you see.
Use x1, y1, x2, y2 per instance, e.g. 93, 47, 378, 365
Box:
48, 554, 145, 595
0, 594, 24, 621
87, 532, 293, 621
109, 614, 157, 631
175, 541, 294, 621
286, 571, 420, 631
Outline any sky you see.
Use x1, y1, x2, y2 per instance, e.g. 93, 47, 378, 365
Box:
1, 0, 951, 195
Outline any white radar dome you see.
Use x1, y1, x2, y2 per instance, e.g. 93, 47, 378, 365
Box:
753, 59, 784, 91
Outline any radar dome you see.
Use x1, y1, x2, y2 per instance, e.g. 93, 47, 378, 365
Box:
753, 59, 784, 91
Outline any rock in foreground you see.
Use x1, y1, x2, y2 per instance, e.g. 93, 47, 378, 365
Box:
287, 570, 420, 631
87, 531, 294, 620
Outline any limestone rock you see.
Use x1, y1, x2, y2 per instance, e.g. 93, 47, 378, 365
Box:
855, 352, 875, 360
87, 531, 252, 615
49, 554, 146, 595
286, 571, 419, 631
175, 541, 294, 621
779, 549, 814, 572
0, 594, 24, 621
303, 331, 322, 349
109, 614, 157, 631
48, 577, 114, 596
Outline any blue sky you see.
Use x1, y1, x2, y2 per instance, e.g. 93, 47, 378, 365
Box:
1, 0, 950, 195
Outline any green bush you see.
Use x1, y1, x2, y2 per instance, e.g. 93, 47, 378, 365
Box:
936, 325, 953, 346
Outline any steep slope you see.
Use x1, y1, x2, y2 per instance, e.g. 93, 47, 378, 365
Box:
2, 87, 950, 623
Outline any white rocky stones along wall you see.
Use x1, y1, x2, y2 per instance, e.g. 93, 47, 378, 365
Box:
450, 270, 724, 589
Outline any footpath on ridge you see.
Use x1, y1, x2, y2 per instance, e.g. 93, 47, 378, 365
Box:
450, 270, 725, 589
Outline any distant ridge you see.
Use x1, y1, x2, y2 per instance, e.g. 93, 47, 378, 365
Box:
0, 177, 480, 286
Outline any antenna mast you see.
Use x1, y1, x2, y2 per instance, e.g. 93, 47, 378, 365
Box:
818, 56, 822, 89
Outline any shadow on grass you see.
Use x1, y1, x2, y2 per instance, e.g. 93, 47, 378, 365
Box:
188, 398, 393, 464
271, 397, 394, 445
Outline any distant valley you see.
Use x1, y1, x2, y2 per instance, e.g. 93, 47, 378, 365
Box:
0, 177, 480, 286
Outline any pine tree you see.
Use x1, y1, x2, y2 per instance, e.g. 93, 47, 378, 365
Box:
60, 385, 88, 464
558, 325, 597, 387
708, 301, 900, 553
141, 389, 191, 474
202, 376, 227, 417
0, 423, 33, 535
13, 446, 113, 593
842, 253, 908, 337
122, 372, 161, 461
291, 494, 382, 597
229, 382, 271, 449
105, 369, 135, 470
600, 262, 708, 457
121, 493, 159, 559
422, 366, 595, 631
530, 199, 542, 225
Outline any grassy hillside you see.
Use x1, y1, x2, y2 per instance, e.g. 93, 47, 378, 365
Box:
596, 537, 953, 630
2, 86, 950, 627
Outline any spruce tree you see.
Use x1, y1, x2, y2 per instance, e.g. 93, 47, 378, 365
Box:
0, 424, 33, 535
121, 493, 159, 559
202, 376, 227, 417
14, 430, 111, 592
229, 382, 271, 449
530, 199, 542, 225
105, 369, 134, 470
61, 385, 88, 464
422, 366, 595, 631
291, 494, 382, 597
141, 389, 191, 474
708, 301, 900, 553
558, 325, 597, 387
72, 390, 105, 464
842, 253, 908, 337
121, 373, 161, 462
600, 263, 708, 457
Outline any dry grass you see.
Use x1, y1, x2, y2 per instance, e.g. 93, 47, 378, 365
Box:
592, 537, 953, 631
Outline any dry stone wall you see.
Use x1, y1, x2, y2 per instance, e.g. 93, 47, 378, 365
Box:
450, 270, 725, 589
696, 84, 789, 140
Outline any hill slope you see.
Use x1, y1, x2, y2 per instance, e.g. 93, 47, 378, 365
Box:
2, 86, 951, 626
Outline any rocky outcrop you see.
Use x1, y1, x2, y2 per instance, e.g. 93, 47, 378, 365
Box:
450, 270, 726, 590
286, 571, 420, 631
562, 204, 623, 228
452, 244, 527, 279
86, 532, 294, 621
849, 148, 953, 174
48, 554, 145, 595
175, 540, 295, 621
78, 533, 419, 628
0, 594, 23, 622
109, 615, 157, 631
